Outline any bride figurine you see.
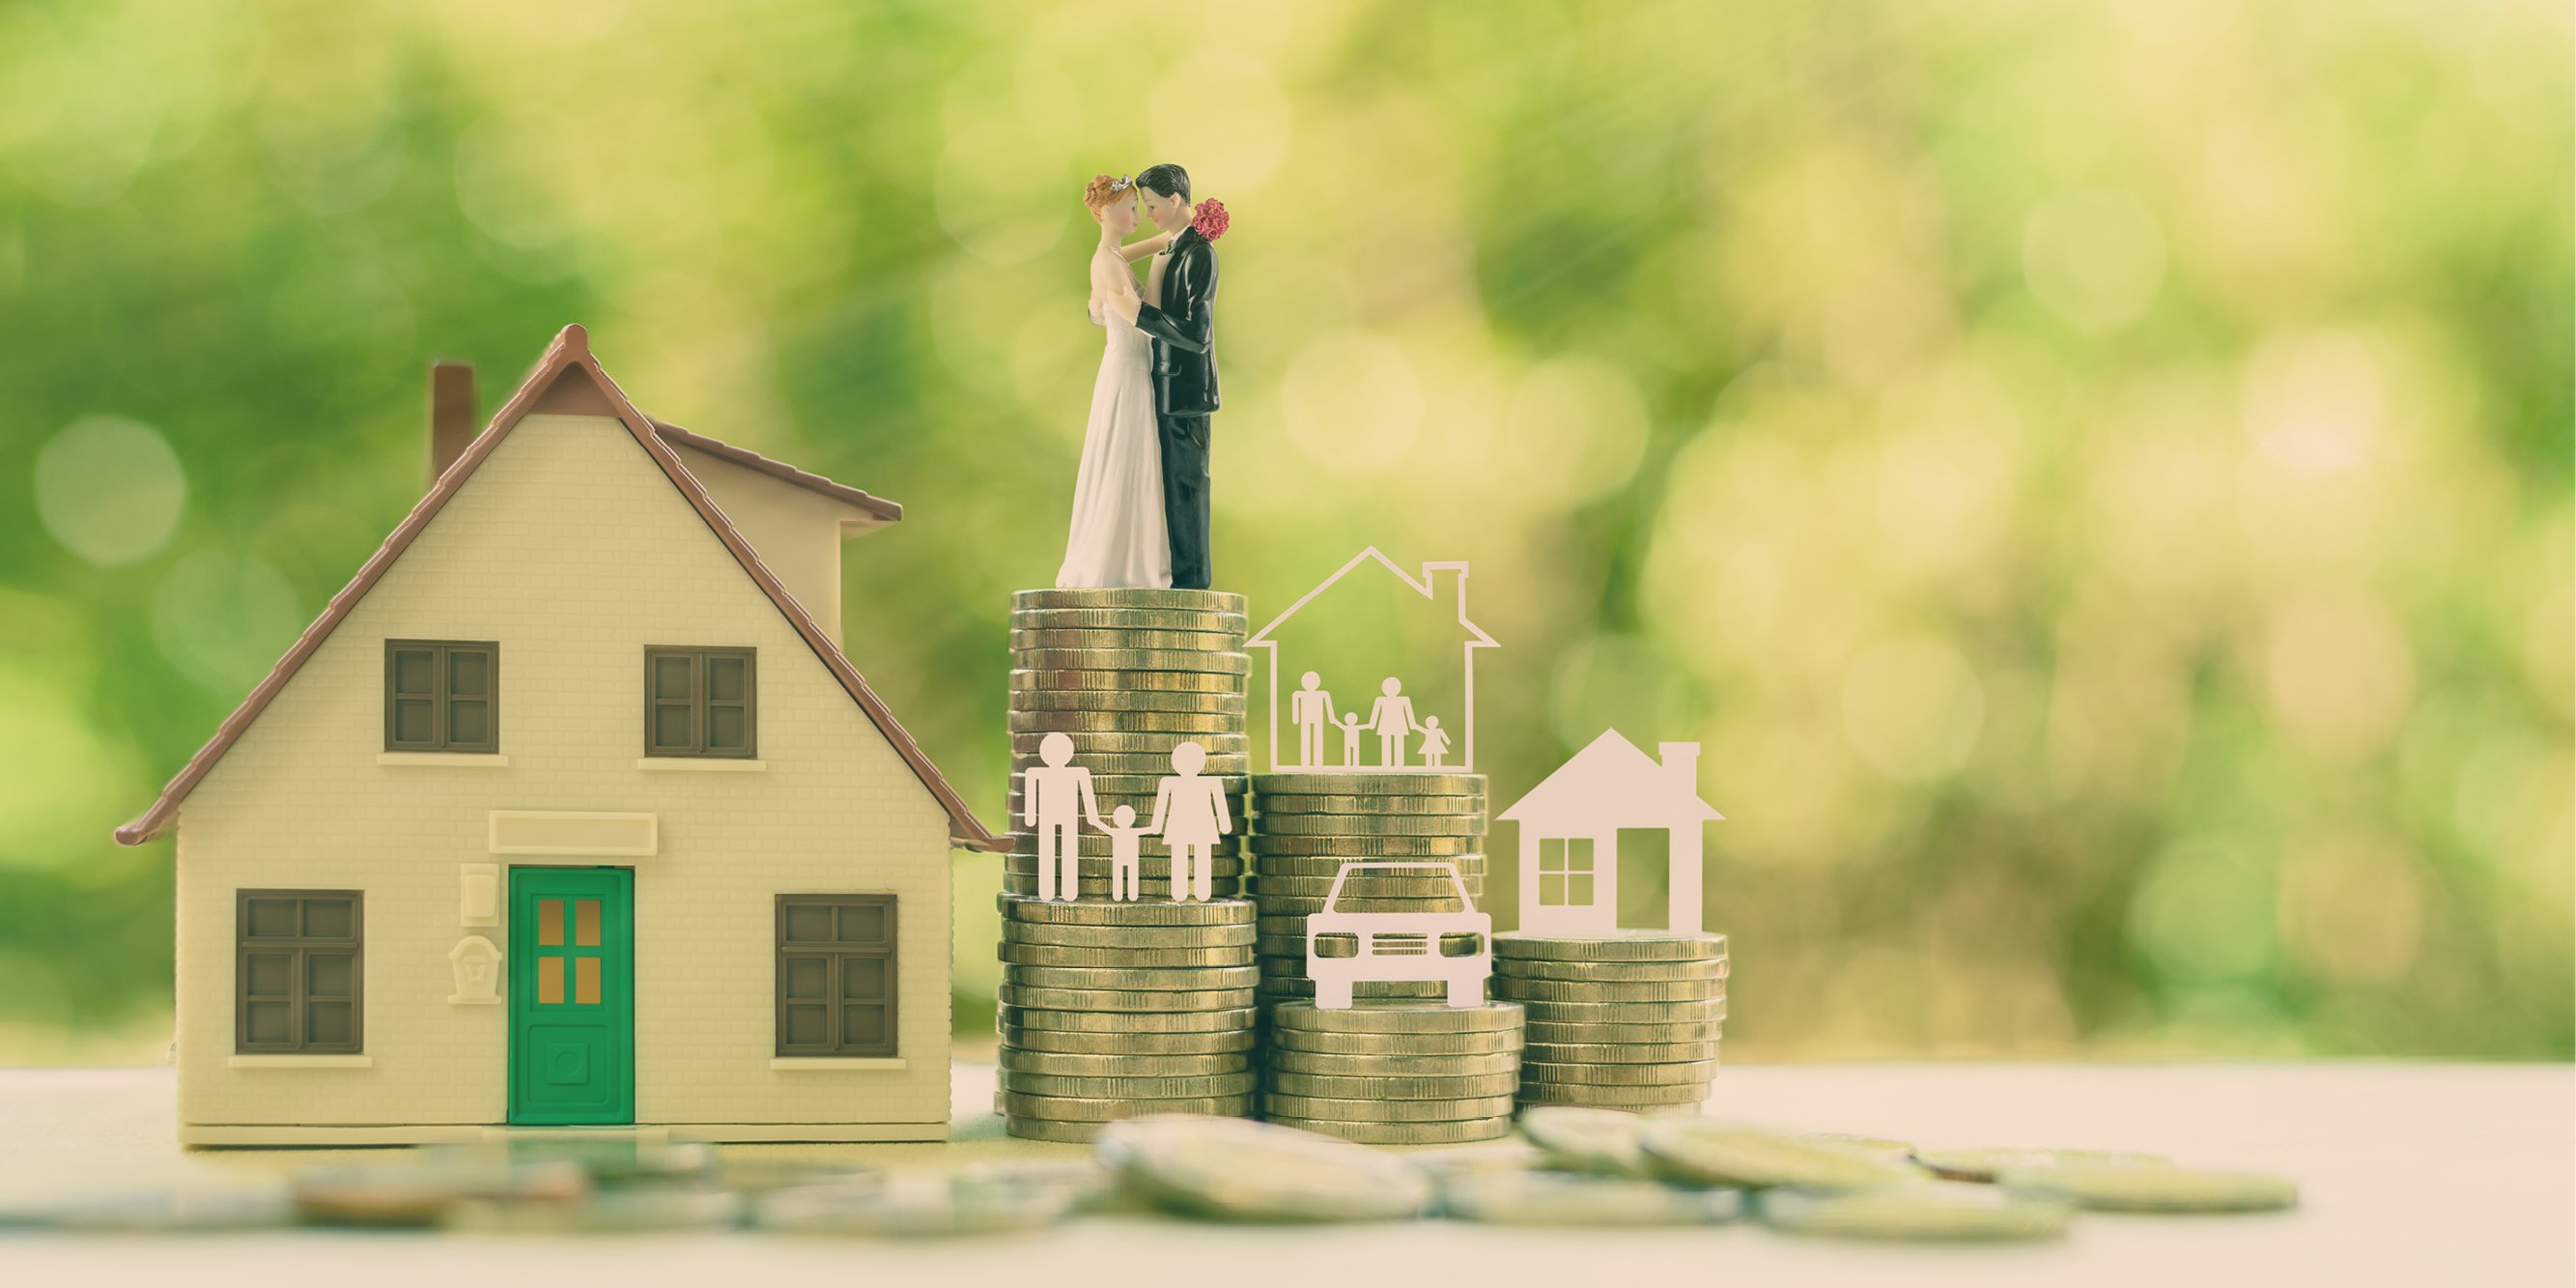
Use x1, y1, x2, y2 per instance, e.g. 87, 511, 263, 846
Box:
1056, 174, 1177, 589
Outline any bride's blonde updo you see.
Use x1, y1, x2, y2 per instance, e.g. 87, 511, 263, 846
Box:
1082, 173, 1136, 221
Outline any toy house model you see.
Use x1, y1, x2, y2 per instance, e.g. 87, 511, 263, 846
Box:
1499, 730, 1723, 936
113, 325, 1001, 1146
1244, 547, 1498, 772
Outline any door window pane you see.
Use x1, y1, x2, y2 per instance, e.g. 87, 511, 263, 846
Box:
574, 900, 601, 947
575, 956, 602, 1005
538, 956, 565, 1005
537, 899, 563, 946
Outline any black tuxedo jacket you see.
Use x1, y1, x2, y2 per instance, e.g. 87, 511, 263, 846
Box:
1134, 224, 1219, 415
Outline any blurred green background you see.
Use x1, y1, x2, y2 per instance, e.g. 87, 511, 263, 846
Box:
1, 0, 2568, 1065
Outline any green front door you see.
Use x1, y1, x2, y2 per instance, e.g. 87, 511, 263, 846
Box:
508, 868, 635, 1125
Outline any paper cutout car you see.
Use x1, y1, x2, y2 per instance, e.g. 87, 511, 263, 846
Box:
1304, 860, 1491, 1009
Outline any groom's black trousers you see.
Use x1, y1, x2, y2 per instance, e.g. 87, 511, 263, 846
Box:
1158, 413, 1213, 590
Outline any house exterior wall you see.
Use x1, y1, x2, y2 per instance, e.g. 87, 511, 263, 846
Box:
671, 444, 852, 648
172, 414, 953, 1139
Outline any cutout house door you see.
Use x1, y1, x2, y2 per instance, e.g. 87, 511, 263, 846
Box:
508, 868, 635, 1125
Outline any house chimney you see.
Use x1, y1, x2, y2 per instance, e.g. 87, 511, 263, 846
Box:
429, 360, 476, 485
1658, 742, 1701, 794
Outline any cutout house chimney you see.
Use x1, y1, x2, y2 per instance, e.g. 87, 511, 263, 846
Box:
429, 360, 476, 485
1657, 741, 1700, 789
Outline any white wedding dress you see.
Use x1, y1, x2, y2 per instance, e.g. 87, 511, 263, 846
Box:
1055, 290, 1173, 588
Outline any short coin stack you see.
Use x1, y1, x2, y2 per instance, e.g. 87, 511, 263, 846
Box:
1260, 1000, 1525, 1144
1006, 588, 1250, 901
1245, 772, 1490, 1011
994, 896, 1260, 1142
1490, 930, 1727, 1111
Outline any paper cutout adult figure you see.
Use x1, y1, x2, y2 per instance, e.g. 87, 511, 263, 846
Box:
1020, 731, 1102, 902
1058, 173, 1175, 590
1146, 740, 1232, 902
1418, 716, 1452, 767
1337, 711, 1365, 766
1288, 672, 1336, 768
1368, 676, 1423, 768
1098, 805, 1149, 902
1130, 163, 1223, 590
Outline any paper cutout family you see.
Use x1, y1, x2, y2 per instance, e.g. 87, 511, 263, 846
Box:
1019, 730, 1231, 902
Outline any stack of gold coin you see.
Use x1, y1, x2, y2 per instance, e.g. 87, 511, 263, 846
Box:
1245, 773, 1489, 1010
1489, 931, 1727, 1112
1260, 1000, 1525, 1144
1005, 588, 1250, 901
994, 896, 1260, 1142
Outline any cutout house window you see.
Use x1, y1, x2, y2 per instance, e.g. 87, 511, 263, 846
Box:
643, 647, 757, 758
383, 641, 500, 753
237, 890, 363, 1054
1537, 838, 1596, 907
776, 895, 897, 1058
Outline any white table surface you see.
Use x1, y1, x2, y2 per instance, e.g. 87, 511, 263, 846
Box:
1, 1061, 2567, 1286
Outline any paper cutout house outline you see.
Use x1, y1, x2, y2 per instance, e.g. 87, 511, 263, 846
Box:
113, 325, 1003, 1146
1499, 730, 1724, 935
1244, 547, 1498, 773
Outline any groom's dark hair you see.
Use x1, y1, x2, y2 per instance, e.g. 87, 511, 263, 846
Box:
1137, 163, 1191, 203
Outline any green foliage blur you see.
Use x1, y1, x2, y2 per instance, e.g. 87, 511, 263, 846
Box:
1, 0, 2567, 1064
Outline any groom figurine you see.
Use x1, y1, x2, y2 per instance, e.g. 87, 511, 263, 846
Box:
1131, 163, 1220, 590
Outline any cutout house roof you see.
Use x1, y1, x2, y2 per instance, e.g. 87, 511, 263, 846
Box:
1498, 730, 1725, 829
114, 324, 1002, 852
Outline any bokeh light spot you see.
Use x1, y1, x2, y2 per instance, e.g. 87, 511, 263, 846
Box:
2260, 591, 2416, 759
150, 551, 302, 695
2131, 838, 2278, 985
1146, 50, 1294, 193
2241, 329, 2385, 475
1840, 634, 1986, 782
2022, 187, 2166, 333
35, 415, 186, 568
1281, 329, 1424, 473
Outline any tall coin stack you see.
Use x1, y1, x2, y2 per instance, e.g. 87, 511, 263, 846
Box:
1005, 588, 1251, 901
1243, 772, 1491, 1012
993, 896, 1260, 1142
997, 588, 1259, 1142
1260, 1000, 1525, 1144
1490, 930, 1728, 1112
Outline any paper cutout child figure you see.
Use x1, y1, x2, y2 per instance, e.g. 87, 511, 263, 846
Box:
1337, 711, 1365, 766
1147, 740, 1232, 902
1368, 676, 1422, 768
1417, 716, 1452, 767
1020, 731, 1101, 902
1289, 672, 1336, 768
1097, 805, 1149, 902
